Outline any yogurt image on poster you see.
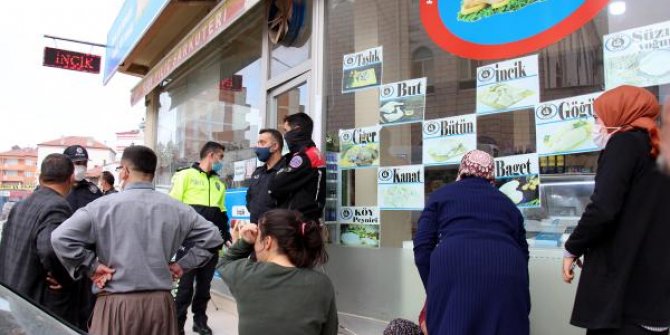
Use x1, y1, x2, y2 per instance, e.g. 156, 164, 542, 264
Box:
423, 114, 477, 166
339, 207, 380, 248
378, 165, 425, 210
604, 20, 670, 90
535, 92, 602, 156
476, 55, 540, 115
339, 126, 381, 170
342, 46, 383, 93
495, 154, 541, 208
379, 78, 427, 125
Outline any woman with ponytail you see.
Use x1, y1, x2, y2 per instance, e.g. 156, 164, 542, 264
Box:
218, 209, 337, 335
562, 86, 670, 334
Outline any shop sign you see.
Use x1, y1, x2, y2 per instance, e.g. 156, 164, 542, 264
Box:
476, 55, 539, 115
131, 0, 256, 105
419, 0, 609, 60
339, 207, 380, 224
378, 165, 425, 211
342, 46, 383, 93
495, 153, 541, 208
535, 92, 602, 156
604, 20, 670, 90
423, 114, 477, 166
379, 78, 427, 125
104, 0, 170, 83
339, 126, 381, 170
340, 215, 380, 249
43, 47, 101, 74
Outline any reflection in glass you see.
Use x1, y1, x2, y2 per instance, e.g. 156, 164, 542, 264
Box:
274, 82, 308, 127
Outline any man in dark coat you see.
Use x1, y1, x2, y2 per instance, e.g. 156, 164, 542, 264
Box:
246, 128, 284, 224
0, 153, 76, 324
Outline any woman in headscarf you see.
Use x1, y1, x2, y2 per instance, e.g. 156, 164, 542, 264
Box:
562, 85, 670, 335
414, 150, 530, 335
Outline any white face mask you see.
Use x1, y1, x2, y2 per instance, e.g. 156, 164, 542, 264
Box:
74, 165, 86, 182
592, 121, 620, 149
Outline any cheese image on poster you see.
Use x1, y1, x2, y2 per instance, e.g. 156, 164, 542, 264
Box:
339, 207, 380, 248
423, 114, 477, 166
379, 78, 427, 125
494, 153, 541, 208
339, 126, 381, 170
604, 20, 670, 90
535, 92, 602, 156
476, 55, 539, 115
378, 165, 425, 211
342, 46, 383, 93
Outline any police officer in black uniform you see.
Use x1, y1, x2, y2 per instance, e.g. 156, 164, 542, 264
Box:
62, 144, 102, 331
246, 129, 285, 224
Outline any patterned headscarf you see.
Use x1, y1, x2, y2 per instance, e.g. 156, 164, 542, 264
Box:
457, 150, 495, 182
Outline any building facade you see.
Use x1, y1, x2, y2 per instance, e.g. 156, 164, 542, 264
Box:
106, 1, 670, 333
0, 148, 38, 189
37, 136, 117, 179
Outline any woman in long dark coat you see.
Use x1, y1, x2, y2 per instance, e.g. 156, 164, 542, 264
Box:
414, 150, 530, 335
562, 85, 670, 335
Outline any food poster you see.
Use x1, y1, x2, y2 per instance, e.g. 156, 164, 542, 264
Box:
604, 20, 670, 90
342, 46, 383, 93
494, 153, 541, 208
338, 207, 380, 248
339, 126, 381, 170
535, 92, 602, 156
423, 114, 477, 166
379, 78, 427, 125
476, 55, 540, 115
378, 165, 425, 210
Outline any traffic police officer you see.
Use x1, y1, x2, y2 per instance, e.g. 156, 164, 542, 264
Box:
170, 141, 231, 335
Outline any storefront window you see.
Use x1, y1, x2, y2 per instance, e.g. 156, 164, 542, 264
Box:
269, 2, 312, 78
325, 0, 669, 249
156, 16, 263, 192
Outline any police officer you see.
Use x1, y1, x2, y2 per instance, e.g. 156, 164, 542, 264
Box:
246, 128, 285, 224
62, 144, 102, 331
269, 113, 326, 221
170, 141, 232, 335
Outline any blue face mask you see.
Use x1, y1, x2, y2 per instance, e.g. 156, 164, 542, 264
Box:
212, 161, 223, 173
254, 146, 272, 162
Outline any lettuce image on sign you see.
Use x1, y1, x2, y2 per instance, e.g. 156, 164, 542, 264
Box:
379, 78, 427, 125
339, 126, 381, 170
494, 153, 541, 208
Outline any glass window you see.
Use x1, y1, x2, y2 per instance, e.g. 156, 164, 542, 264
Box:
156, 15, 263, 192
4, 171, 18, 176
269, 1, 312, 78
4, 159, 18, 166
324, 0, 670, 249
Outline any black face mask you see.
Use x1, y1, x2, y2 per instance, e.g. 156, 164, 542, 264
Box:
284, 128, 312, 153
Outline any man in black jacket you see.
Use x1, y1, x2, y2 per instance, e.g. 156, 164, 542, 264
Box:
0, 154, 76, 324
269, 113, 326, 221
246, 128, 285, 224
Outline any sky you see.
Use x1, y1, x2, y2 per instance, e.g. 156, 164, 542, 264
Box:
0, 1, 145, 152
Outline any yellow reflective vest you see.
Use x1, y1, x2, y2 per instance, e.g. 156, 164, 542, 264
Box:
169, 165, 226, 212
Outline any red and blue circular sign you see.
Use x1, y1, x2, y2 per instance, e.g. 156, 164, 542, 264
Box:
420, 0, 609, 60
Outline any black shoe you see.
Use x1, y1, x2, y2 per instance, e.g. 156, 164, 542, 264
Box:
193, 322, 213, 335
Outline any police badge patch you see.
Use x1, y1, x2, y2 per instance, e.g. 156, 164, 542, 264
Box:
88, 184, 99, 194
289, 156, 303, 169
215, 182, 221, 191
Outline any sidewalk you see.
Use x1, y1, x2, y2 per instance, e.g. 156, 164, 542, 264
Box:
184, 292, 389, 335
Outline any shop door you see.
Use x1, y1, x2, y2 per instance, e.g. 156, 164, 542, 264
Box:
267, 73, 311, 130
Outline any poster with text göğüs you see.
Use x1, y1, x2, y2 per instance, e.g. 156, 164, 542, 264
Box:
604, 20, 670, 90
494, 153, 541, 208
379, 77, 427, 125
535, 92, 603, 156
476, 54, 540, 115
338, 206, 380, 249
377, 165, 425, 211
339, 126, 381, 170
423, 114, 477, 166
342, 46, 383, 93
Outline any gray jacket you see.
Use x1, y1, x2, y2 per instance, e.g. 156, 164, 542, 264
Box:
51, 182, 223, 294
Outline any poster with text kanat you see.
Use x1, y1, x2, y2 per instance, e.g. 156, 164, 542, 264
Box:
339, 126, 381, 170
535, 92, 602, 156
379, 78, 426, 125
342, 46, 383, 93
476, 54, 540, 115
494, 153, 541, 208
604, 20, 670, 90
423, 114, 477, 166
377, 165, 424, 211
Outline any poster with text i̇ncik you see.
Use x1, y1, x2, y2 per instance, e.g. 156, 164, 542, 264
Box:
495, 153, 541, 209
339, 206, 380, 249
342, 46, 383, 93
476, 54, 540, 115
339, 126, 381, 170
535, 92, 603, 156
423, 114, 477, 166
604, 20, 670, 90
379, 77, 427, 125
378, 165, 425, 211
